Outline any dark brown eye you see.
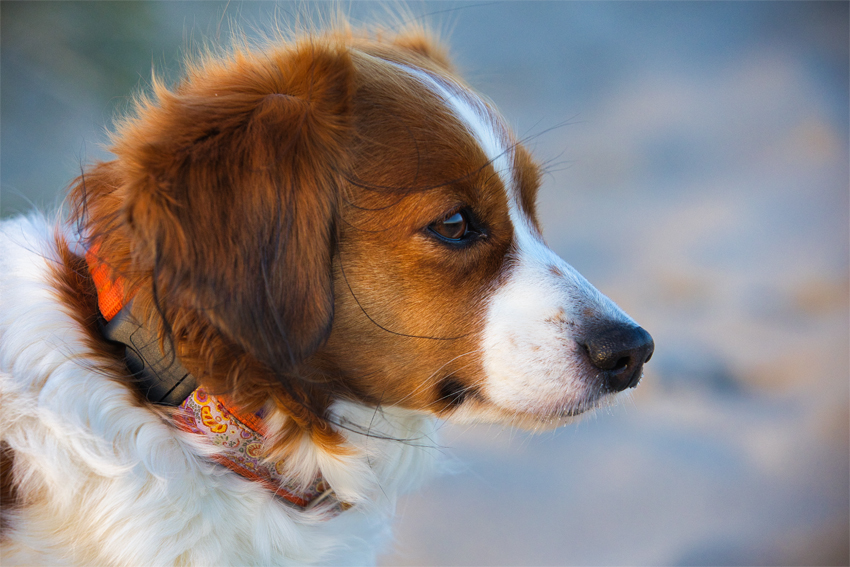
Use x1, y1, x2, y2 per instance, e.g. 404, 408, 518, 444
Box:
429, 211, 468, 241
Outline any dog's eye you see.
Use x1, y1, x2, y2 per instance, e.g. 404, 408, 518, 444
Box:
431, 211, 468, 240
427, 208, 486, 246
429, 210, 471, 242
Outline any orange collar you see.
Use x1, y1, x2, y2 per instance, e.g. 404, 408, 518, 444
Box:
86, 245, 197, 406
85, 245, 128, 323
84, 245, 348, 516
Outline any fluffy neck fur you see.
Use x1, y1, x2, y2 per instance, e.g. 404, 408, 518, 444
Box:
0, 215, 440, 565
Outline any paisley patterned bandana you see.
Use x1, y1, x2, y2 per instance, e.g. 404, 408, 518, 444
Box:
176, 388, 350, 517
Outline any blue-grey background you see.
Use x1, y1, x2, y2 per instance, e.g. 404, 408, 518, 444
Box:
2, 2, 848, 565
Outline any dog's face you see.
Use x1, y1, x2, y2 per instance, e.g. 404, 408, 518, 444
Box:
83, 30, 652, 435
310, 46, 654, 428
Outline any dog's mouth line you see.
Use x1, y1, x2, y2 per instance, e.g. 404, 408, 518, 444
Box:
461, 385, 616, 424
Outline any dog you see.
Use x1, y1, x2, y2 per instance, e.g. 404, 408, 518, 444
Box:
0, 20, 654, 565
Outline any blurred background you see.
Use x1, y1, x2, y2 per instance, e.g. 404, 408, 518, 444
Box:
2, 2, 847, 565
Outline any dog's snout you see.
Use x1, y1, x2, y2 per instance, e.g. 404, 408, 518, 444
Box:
582, 324, 654, 392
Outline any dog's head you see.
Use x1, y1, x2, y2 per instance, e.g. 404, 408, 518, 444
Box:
73, 26, 652, 445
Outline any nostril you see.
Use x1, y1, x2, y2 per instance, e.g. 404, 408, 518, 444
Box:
582, 323, 654, 392
612, 356, 629, 372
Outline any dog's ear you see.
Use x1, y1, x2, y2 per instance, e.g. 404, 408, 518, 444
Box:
115, 42, 353, 370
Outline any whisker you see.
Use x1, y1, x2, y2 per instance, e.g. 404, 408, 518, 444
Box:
393, 349, 483, 406
336, 248, 471, 341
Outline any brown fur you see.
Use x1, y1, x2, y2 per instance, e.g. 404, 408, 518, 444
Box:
67, 27, 543, 458
49, 238, 129, 376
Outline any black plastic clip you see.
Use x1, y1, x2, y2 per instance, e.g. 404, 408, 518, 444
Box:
101, 300, 198, 406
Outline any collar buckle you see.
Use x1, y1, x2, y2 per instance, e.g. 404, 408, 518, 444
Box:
101, 299, 198, 406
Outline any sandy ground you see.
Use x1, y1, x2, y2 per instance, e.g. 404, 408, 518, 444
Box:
2, 2, 847, 565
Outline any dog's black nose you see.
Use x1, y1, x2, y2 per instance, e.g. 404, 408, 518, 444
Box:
582, 324, 654, 392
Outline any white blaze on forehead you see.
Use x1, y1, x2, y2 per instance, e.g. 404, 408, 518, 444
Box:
390, 64, 516, 201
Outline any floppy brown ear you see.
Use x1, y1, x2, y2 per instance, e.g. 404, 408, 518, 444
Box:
115, 42, 354, 371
